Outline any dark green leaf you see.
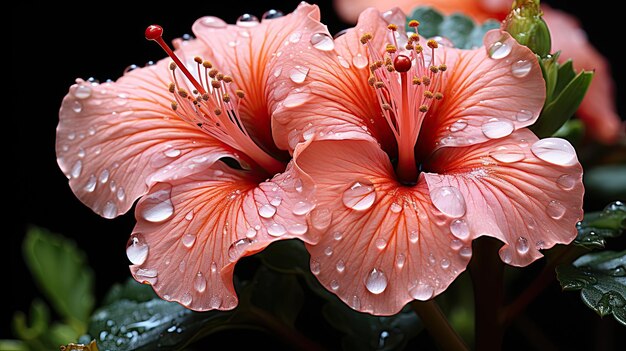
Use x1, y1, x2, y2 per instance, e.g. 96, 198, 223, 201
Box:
557, 250, 626, 326
23, 227, 94, 332
12, 299, 50, 340
102, 278, 158, 305
407, 7, 497, 49
584, 167, 626, 204
246, 266, 304, 326
575, 201, 626, 249
0, 340, 28, 351
553, 119, 585, 146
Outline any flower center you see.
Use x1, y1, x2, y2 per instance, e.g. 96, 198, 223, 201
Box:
145, 25, 284, 175
361, 21, 447, 184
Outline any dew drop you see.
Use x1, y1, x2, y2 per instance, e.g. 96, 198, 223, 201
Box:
336, 260, 345, 272
267, 222, 287, 236
289, 66, 309, 83
77, 148, 86, 158
531, 138, 577, 166
126, 233, 149, 265
210, 261, 218, 273
310, 33, 335, 51
228, 238, 252, 261
374, 238, 387, 250
179, 260, 186, 273
288, 31, 302, 43
556, 174, 576, 190
102, 201, 117, 219
450, 239, 463, 250
71, 160, 83, 178
273, 66, 282, 78
182, 233, 196, 248
390, 202, 402, 213
71, 100, 83, 113
365, 268, 388, 294
488, 41, 512, 59
258, 204, 276, 218
270, 197, 282, 207
194, 272, 206, 293
74, 84, 92, 99
342, 180, 376, 211
337, 55, 350, 68
185, 210, 194, 221
310, 208, 332, 230
140, 186, 174, 222
500, 247, 512, 264
199, 16, 227, 28
324, 246, 333, 256
287, 223, 308, 235
116, 187, 126, 201
352, 53, 368, 69
310, 259, 321, 274
99, 169, 110, 183
449, 119, 468, 132
349, 295, 361, 310
180, 292, 192, 306
409, 282, 434, 301
450, 219, 470, 239
333, 231, 343, 241
293, 201, 314, 215
482, 119, 514, 139
283, 89, 312, 107
430, 186, 466, 218
489, 144, 525, 163
396, 253, 406, 268
135, 268, 158, 285
409, 230, 419, 243
84, 175, 97, 192
209, 295, 222, 308
459, 246, 472, 258
440, 258, 450, 269
262, 9, 284, 20
516, 237, 529, 254
236, 13, 259, 27
164, 149, 181, 158
515, 109, 533, 122
547, 200, 566, 219
330, 280, 340, 291
245, 227, 257, 238
511, 60, 532, 78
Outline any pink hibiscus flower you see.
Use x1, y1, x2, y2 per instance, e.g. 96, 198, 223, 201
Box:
56, 3, 323, 311
268, 8, 584, 315
334, 0, 623, 144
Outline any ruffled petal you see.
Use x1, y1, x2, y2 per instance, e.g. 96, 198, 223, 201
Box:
129, 160, 318, 311
294, 139, 471, 315
267, 8, 396, 154
424, 128, 583, 266
56, 54, 237, 219
543, 6, 622, 144
191, 3, 322, 156
419, 30, 545, 154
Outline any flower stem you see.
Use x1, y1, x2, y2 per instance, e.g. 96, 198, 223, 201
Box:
469, 238, 504, 350
410, 300, 469, 351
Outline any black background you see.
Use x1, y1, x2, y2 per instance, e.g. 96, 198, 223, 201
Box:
9, 0, 625, 349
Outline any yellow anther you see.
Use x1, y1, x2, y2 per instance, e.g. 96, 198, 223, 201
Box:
192, 89, 199, 95
429, 65, 439, 73
168, 83, 176, 93
434, 92, 444, 100
370, 63, 379, 72
419, 105, 429, 112
412, 77, 421, 85
387, 24, 398, 31
424, 90, 434, 99
236, 90, 245, 98
427, 39, 439, 49
209, 68, 218, 78
385, 44, 397, 53
375, 60, 383, 68
386, 65, 395, 72
216, 73, 224, 81
405, 43, 414, 50
374, 81, 385, 89
438, 64, 447, 72
171, 101, 178, 111
202, 93, 210, 101
385, 57, 392, 65
408, 20, 420, 28
409, 33, 419, 42
422, 76, 431, 86
414, 45, 423, 53
360, 33, 373, 44
211, 80, 221, 89
223, 75, 233, 83
382, 103, 392, 110
202, 60, 213, 68
194, 56, 203, 64
223, 93, 231, 103
214, 108, 222, 115
368, 76, 376, 86
178, 89, 189, 98
169, 62, 177, 70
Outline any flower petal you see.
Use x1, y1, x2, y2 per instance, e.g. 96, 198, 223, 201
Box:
191, 3, 323, 157
424, 128, 583, 266
294, 139, 471, 315
267, 8, 396, 153
543, 6, 622, 144
129, 160, 318, 311
56, 54, 237, 219
418, 30, 545, 154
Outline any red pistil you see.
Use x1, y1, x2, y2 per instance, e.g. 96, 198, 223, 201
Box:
393, 55, 412, 73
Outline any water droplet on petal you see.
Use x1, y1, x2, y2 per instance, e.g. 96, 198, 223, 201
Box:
342, 180, 376, 211
450, 239, 463, 250
482, 119, 514, 139
337, 55, 350, 68
141, 186, 174, 222
77, 148, 86, 158
311, 208, 332, 230
182, 233, 196, 248
409, 282, 434, 300
500, 247, 512, 264
273, 66, 282, 77
180, 292, 192, 306
293, 201, 314, 215
390, 202, 402, 213
488, 41, 511, 59
74, 84, 92, 99
199, 16, 227, 28
440, 258, 450, 269
556, 174, 576, 190
116, 187, 126, 201
99, 169, 110, 183
396, 253, 406, 268
71, 100, 83, 113
430, 186, 466, 218
283, 89, 312, 107
450, 219, 470, 239
516, 237, 529, 254
330, 280, 340, 290
531, 138, 577, 166
333, 231, 343, 241
84, 175, 97, 192
267, 222, 287, 236
262, 9, 284, 20
236, 13, 259, 27
310, 259, 321, 274
164, 149, 181, 158
258, 204, 276, 218
512, 60, 532, 78
349, 295, 361, 309
489, 144, 525, 163
126, 233, 149, 265
270, 197, 282, 207
449, 119, 467, 132
71, 160, 83, 178
209, 295, 222, 308
353, 53, 368, 69
324, 246, 333, 256
228, 238, 252, 261
409, 230, 419, 243
547, 200, 566, 219
375, 238, 387, 249
102, 201, 117, 219
460, 246, 472, 258
289, 66, 309, 83
336, 260, 345, 272
135, 268, 158, 285
194, 272, 206, 292
365, 268, 388, 294
310, 33, 335, 51
515, 109, 533, 122
287, 223, 308, 235
288, 31, 302, 43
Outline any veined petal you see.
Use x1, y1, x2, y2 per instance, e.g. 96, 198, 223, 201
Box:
419, 30, 545, 154
268, 8, 396, 154
192, 3, 323, 157
424, 128, 583, 266
294, 139, 471, 315
129, 161, 317, 311
56, 55, 238, 219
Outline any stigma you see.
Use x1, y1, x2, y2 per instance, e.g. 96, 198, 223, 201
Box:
145, 25, 283, 175
361, 21, 447, 182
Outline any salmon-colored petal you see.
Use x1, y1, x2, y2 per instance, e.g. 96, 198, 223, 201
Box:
56, 55, 238, 219
129, 160, 318, 310
543, 6, 622, 144
424, 128, 583, 266
268, 8, 396, 154
294, 139, 471, 315
418, 30, 545, 154
191, 3, 322, 157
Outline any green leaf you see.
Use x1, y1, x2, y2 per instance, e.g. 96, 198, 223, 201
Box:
557, 250, 626, 326
407, 7, 497, 49
102, 278, 158, 305
0, 340, 28, 351
553, 119, 585, 146
23, 227, 94, 333
12, 299, 50, 341
574, 201, 626, 249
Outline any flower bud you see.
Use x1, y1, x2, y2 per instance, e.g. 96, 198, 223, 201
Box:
503, 0, 551, 57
